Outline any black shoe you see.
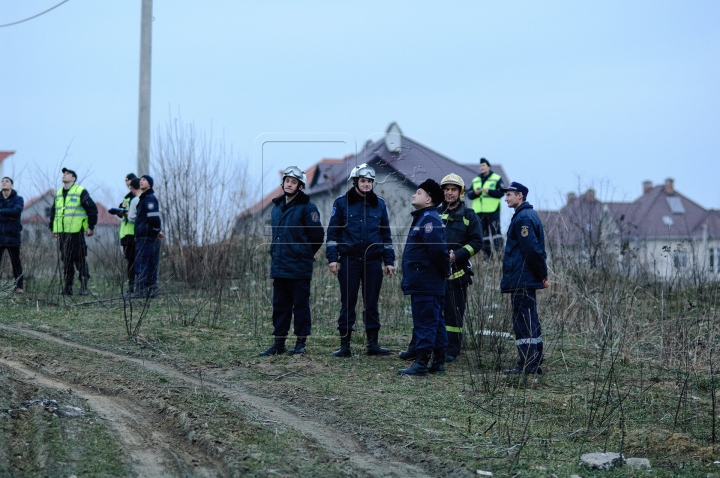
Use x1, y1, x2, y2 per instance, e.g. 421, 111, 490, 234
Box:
398, 350, 430, 376
59, 287, 73, 296
445, 354, 457, 363
260, 337, 287, 356
79, 279, 89, 296
503, 366, 543, 375
365, 329, 391, 356
428, 348, 446, 374
332, 330, 352, 358
399, 331, 417, 360
287, 337, 307, 356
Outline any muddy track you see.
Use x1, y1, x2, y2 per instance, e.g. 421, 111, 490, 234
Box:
0, 324, 430, 478
0, 358, 220, 478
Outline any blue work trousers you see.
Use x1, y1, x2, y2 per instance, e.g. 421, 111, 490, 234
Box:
337, 256, 383, 331
134, 237, 161, 293
411, 295, 448, 353
511, 288, 543, 371
272, 278, 312, 337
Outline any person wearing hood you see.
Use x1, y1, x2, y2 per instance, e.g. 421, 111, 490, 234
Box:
0, 177, 24, 293
128, 174, 164, 298
398, 179, 450, 376
326, 163, 395, 358
260, 166, 325, 357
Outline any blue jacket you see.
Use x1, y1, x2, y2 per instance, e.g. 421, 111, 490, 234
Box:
270, 191, 325, 280
500, 201, 547, 292
326, 187, 394, 265
135, 188, 162, 240
401, 206, 449, 296
0, 190, 23, 248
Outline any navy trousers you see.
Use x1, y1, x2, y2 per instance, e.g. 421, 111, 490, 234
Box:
336, 256, 383, 332
134, 237, 160, 292
411, 295, 448, 352
0, 247, 23, 289
444, 279, 467, 357
272, 278, 312, 337
511, 288, 543, 371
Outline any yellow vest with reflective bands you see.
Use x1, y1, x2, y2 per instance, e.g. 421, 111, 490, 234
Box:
53, 185, 88, 233
471, 172, 502, 214
119, 195, 135, 238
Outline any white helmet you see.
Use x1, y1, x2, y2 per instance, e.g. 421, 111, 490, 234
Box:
282, 166, 307, 186
349, 163, 375, 181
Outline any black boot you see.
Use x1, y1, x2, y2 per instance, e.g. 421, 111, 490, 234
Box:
259, 337, 286, 356
60, 284, 73, 296
287, 337, 307, 356
398, 331, 417, 360
79, 277, 89, 296
332, 330, 352, 357
428, 348, 446, 374
365, 328, 391, 356
398, 350, 430, 376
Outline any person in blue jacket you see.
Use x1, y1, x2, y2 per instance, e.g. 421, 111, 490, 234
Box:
500, 182, 549, 375
260, 166, 325, 357
128, 174, 165, 298
326, 163, 395, 357
0, 177, 24, 293
398, 179, 450, 376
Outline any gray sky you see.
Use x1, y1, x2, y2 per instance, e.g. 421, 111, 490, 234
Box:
1, 0, 718, 211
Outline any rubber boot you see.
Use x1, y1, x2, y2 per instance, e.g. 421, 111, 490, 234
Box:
287, 337, 307, 356
332, 330, 352, 358
398, 350, 430, 376
365, 328, 391, 356
398, 331, 417, 361
79, 277, 89, 296
428, 348, 446, 374
259, 337, 287, 356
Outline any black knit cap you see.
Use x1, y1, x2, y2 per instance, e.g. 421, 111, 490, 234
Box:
418, 179, 444, 206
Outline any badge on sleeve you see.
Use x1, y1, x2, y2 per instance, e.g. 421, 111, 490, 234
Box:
521, 225, 529, 237
331, 207, 336, 217
311, 212, 319, 222
148, 203, 155, 210
424, 223, 433, 233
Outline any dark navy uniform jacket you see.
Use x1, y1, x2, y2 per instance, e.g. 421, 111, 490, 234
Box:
0, 190, 24, 248
135, 188, 162, 240
401, 206, 450, 296
325, 187, 394, 265
270, 191, 325, 280
500, 201, 547, 292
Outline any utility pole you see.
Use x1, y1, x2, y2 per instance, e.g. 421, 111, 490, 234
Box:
137, 0, 153, 176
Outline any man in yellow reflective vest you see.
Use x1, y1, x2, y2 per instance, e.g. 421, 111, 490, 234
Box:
467, 158, 505, 259
50, 168, 98, 296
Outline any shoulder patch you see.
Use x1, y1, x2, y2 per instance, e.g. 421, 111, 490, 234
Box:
423, 211, 430, 216
520, 225, 529, 237
424, 223, 433, 233
331, 207, 336, 217
148, 202, 155, 210
311, 212, 319, 222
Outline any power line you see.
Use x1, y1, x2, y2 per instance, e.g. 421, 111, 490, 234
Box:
0, 0, 70, 28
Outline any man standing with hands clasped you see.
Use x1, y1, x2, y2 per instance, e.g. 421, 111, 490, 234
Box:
500, 181, 548, 375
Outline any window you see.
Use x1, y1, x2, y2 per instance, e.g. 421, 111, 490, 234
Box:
666, 196, 685, 214
45, 207, 52, 218
673, 250, 688, 269
711, 247, 717, 273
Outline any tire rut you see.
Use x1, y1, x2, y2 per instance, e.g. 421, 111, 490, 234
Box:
0, 324, 430, 478
0, 358, 220, 478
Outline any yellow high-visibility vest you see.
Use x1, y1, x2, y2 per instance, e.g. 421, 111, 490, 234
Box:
471, 172, 502, 214
53, 185, 88, 233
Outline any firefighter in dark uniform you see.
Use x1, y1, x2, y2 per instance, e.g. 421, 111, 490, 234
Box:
260, 166, 325, 357
467, 157, 505, 259
500, 181, 548, 375
399, 174, 483, 366
50, 168, 98, 296
398, 179, 450, 376
326, 164, 395, 357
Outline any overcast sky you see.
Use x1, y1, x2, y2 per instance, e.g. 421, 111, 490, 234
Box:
1, 0, 718, 211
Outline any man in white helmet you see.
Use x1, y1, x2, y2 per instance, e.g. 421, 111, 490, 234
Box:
260, 166, 325, 357
399, 173, 483, 369
326, 163, 395, 357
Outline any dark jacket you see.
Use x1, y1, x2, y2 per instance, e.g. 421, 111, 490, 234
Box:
0, 190, 24, 248
401, 206, 449, 296
500, 201, 547, 292
438, 201, 483, 283
48, 186, 98, 231
135, 188, 162, 240
270, 191, 325, 280
326, 187, 394, 265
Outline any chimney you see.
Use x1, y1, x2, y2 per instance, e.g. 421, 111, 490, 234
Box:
567, 192, 577, 204
664, 178, 674, 194
585, 189, 596, 202
642, 180, 653, 194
